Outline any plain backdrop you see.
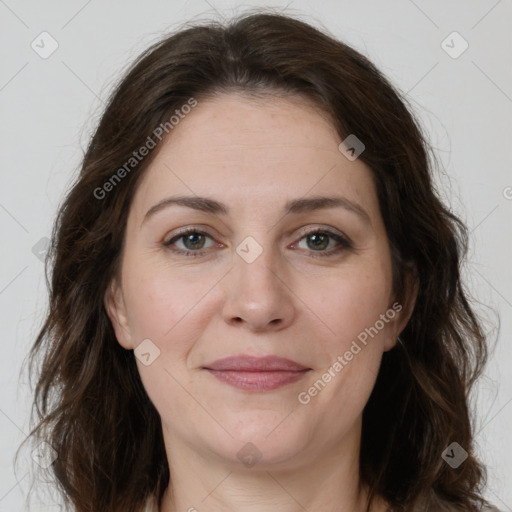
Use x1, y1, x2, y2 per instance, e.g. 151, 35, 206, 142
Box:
1, 0, 511, 510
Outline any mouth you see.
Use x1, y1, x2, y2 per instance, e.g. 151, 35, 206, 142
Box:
202, 355, 311, 392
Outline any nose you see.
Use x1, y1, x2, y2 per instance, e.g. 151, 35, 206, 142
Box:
221, 242, 296, 333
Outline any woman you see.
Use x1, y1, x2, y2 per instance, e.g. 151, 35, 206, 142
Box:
21, 10, 500, 512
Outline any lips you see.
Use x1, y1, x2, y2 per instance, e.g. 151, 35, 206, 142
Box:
203, 355, 309, 372
203, 356, 310, 391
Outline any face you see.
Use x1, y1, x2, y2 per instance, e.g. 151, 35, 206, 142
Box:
105, 93, 411, 471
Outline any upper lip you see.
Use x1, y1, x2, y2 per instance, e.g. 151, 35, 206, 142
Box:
203, 355, 309, 372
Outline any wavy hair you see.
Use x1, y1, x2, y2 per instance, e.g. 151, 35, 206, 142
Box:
19, 9, 492, 512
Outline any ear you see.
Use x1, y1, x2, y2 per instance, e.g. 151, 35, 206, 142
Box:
383, 264, 419, 351
104, 277, 134, 350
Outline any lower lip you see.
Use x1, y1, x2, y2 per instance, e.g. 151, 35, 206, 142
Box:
205, 369, 309, 391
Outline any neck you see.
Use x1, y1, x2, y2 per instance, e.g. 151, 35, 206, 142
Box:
158, 418, 388, 512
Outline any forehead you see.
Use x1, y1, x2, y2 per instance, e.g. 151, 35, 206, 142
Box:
130, 93, 379, 221
168, 92, 340, 151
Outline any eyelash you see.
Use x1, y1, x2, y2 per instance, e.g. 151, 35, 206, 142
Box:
163, 227, 352, 259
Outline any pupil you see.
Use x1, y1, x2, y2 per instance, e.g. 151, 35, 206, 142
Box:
309, 233, 327, 250
185, 233, 203, 249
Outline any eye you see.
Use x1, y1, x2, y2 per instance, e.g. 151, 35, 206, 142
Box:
163, 228, 217, 257
292, 228, 352, 258
163, 227, 352, 258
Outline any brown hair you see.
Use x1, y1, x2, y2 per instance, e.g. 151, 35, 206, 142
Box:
19, 9, 493, 512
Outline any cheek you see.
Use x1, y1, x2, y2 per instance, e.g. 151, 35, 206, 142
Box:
122, 255, 199, 337
121, 256, 224, 373
123, 265, 209, 416
306, 265, 393, 408
299, 290, 391, 436
319, 266, 393, 346
303, 265, 393, 398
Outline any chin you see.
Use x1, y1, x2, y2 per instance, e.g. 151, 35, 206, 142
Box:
203, 416, 312, 468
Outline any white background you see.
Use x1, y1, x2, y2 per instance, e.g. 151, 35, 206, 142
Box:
0, 0, 511, 510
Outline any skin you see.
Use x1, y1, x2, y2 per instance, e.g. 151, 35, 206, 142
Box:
105, 93, 416, 512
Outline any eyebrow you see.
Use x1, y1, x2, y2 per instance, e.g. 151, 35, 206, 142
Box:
141, 194, 371, 226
